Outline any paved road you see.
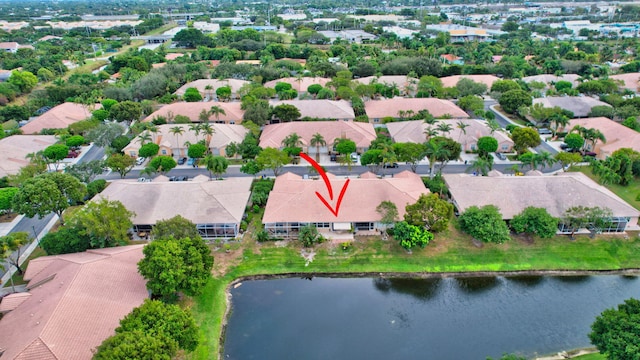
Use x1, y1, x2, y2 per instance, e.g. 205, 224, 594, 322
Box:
80, 145, 106, 163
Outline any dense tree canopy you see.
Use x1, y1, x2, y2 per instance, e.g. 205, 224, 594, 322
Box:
404, 193, 453, 232
152, 215, 200, 240
459, 205, 510, 244
510, 207, 559, 239
590, 298, 640, 360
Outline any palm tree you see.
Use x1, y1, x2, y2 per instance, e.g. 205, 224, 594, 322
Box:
148, 124, 159, 143
200, 123, 215, 146
549, 113, 569, 137
586, 128, 606, 151
424, 126, 438, 141
310, 133, 326, 163
189, 123, 201, 143
198, 109, 210, 123
170, 126, 185, 157
436, 122, 453, 137
138, 132, 152, 145
456, 120, 470, 146
397, 110, 406, 120
208, 105, 226, 124
507, 163, 520, 175
535, 151, 556, 171
282, 132, 303, 149
468, 157, 492, 176
424, 140, 450, 179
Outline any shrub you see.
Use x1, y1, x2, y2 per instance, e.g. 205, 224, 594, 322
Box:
459, 205, 510, 244
86, 179, 107, 199
255, 229, 272, 242
299, 224, 324, 247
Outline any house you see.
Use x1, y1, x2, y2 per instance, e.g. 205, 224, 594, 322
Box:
143, 101, 245, 124
0, 135, 58, 177
440, 54, 464, 65
354, 75, 418, 96
567, 117, 640, 159
0, 245, 148, 360
263, 171, 430, 238
444, 172, 639, 233
609, 73, 640, 93
317, 30, 377, 43
98, 176, 252, 239
123, 123, 248, 158
522, 74, 581, 88
174, 79, 250, 100
165, 53, 185, 61
259, 121, 376, 158
264, 77, 331, 94
364, 98, 469, 123
0, 42, 18, 53
269, 100, 355, 121
387, 119, 513, 153
439, 74, 499, 89
532, 96, 611, 118
20, 102, 98, 134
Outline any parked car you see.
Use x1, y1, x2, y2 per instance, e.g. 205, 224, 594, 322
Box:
582, 151, 597, 157
330, 154, 337, 162
137, 177, 150, 182
136, 157, 146, 165
383, 162, 398, 168
177, 157, 187, 165
537, 128, 552, 135
187, 158, 196, 166
495, 153, 507, 161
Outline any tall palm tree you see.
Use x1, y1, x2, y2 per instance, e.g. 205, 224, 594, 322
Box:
148, 124, 159, 143
456, 120, 470, 146
424, 140, 450, 179
282, 132, 303, 149
189, 123, 201, 143
310, 132, 326, 163
535, 151, 556, 171
138, 132, 152, 145
200, 123, 215, 146
550, 113, 569, 137
208, 105, 226, 124
586, 128, 606, 151
468, 157, 492, 176
436, 122, 453, 137
169, 126, 185, 156
198, 109, 210, 123
424, 126, 438, 141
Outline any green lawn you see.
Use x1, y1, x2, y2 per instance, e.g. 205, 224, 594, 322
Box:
190, 228, 640, 360
571, 166, 640, 210
573, 353, 606, 360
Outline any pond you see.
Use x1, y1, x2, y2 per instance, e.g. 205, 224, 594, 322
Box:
223, 275, 640, 359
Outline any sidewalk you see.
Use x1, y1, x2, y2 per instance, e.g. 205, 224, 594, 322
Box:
0, 214, 24, 237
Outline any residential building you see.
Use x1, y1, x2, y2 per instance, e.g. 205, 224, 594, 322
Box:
318, 30, 377, 43
609, 73, 640, 93
440, 54, 464, 65
444, 172, 639, 233
20, 102, 98, 134
269, 100, 355, 121
174, 79, 250, 100
143, 101, 244, 124
522, 74, 581, 88
364, 98, 469, 123
264, 77, 331, 94
98, 176, 252, 239
0, 135, 58, 177
0, 42, 18, 53
532, 96, 611, 118
123, 123, 248, 158
354, 75, 418, 96
567, 117, 640, 159
439, 74, 499, 89
0, 245, 148, 360
263, 171, 430, 238
259, 121, 376, 157
386, 119, 514, 153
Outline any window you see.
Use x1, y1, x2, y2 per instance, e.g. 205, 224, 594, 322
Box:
230, 121, 235, 124
129, 151, 136, 156
470, 144, 477, 151
161, 149, 167, 155
501, 144, 509, 150
374, 118, 380, 123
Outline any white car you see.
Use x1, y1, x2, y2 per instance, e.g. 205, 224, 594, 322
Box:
136, 157, 146, 165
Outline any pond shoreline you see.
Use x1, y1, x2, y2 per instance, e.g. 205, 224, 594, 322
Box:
218, 269, 638, 359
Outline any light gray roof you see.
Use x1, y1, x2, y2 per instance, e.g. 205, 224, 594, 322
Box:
444, 172, 639, 220
532, 96, 610, 118
99, 177, 252, 225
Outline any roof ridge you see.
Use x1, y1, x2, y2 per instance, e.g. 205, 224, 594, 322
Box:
38, 262, 83, 342
16, 337, 60, 360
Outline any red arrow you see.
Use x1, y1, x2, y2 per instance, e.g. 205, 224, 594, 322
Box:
299, 153, 350, 217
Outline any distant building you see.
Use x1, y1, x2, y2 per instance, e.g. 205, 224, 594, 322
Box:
0, 135, 58, 177
566, 117, 640, 159
364, 98, 469, 123
532, 96, 611, 118
144, 101, 245, 125
20, 103, 98, 134
0, 42, 18, 53
318, 30, 377, 43
269, 100, 356, 121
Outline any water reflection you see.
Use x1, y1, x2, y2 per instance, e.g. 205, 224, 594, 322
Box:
506, 275, 544, 287
455, 276, 500, 293
554, 276, 590, 284
373, 277, 441, 301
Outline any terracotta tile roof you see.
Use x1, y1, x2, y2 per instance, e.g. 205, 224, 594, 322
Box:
0, 245, 148, 360
0, 42, 18, 50
264, 77, 331, 92
151, 62, 166, 69
522, 74, 581, 87
165, 53, 185, 61
353, 75, 413, 90
609, 72, 640, 92
0, 135, 57, 177
444, 172, 639, 220
143, 101, 245, 123
20, 103, 99, 134
386, 119, 513, 150
270, 100, 355, 120
98, 177, 253, 226
533, 96, 610, 118
365, 98, 469, 119
568, 117, 640, 158
174, 79, 250, 96
259, 121, 376, 149
439, 74, 499, 89
440, 54, 460, 62
263, 171, 429, 223
0, 293, 32, 313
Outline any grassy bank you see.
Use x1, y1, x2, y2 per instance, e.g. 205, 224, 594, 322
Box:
191, 227, 640, 359
571, 166, 640, 211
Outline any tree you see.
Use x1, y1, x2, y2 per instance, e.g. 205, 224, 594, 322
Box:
477, 136, 498, 158
255, 147, 290, 176
310, 133, 326, 163
404, 193, 453, 232
183, 87, 202, 102
68, 199, 134, 248
106, 154, 136, 178
64, 159, 105, 183
137, 236, 213, 300
491, 79, 521, 94
307, 84, 323, 97
109, 101, 142, 124
40, 225, 91, 255
564, 133, 584, 151
12, 173, 86, 223
589, 298, 640, 360
456, 78, 487, 97
65, 135, 85, 148
0, 187, 18, 214
204, 154, 228, 179
511, 127, 541, 154
187, 143, 208, 160
138, 143, 160, 158
216, 86, 232, 102
424, 137, 450, 179
209, 105, 226, 123
459, 205, 510, 244
393, 221, 434, 250
498, 89, 532, 114
457, 95, 484, 113
393, 142, 426, 173
9, 70, 37, 93
334, 138, 357, 170
169, 126, 185, 152
111, 135, 131, 153
152, 215, 200, 240
43, 144, 69, 171
555, 152, 582, 171
376, 201, 399, 229
360, 149, 384, 173
86, 123, 124, 148
282, 132, 302, 149
0, 232, 29, 275
93, 330, 176, 360
272, 104, 301, 122
149, 156, 177, 174
116, 299, 199, 352
240, 160, 262, 177
510, 207, 559, 239
299, 224, 323, 247
173, 28, 212, 48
